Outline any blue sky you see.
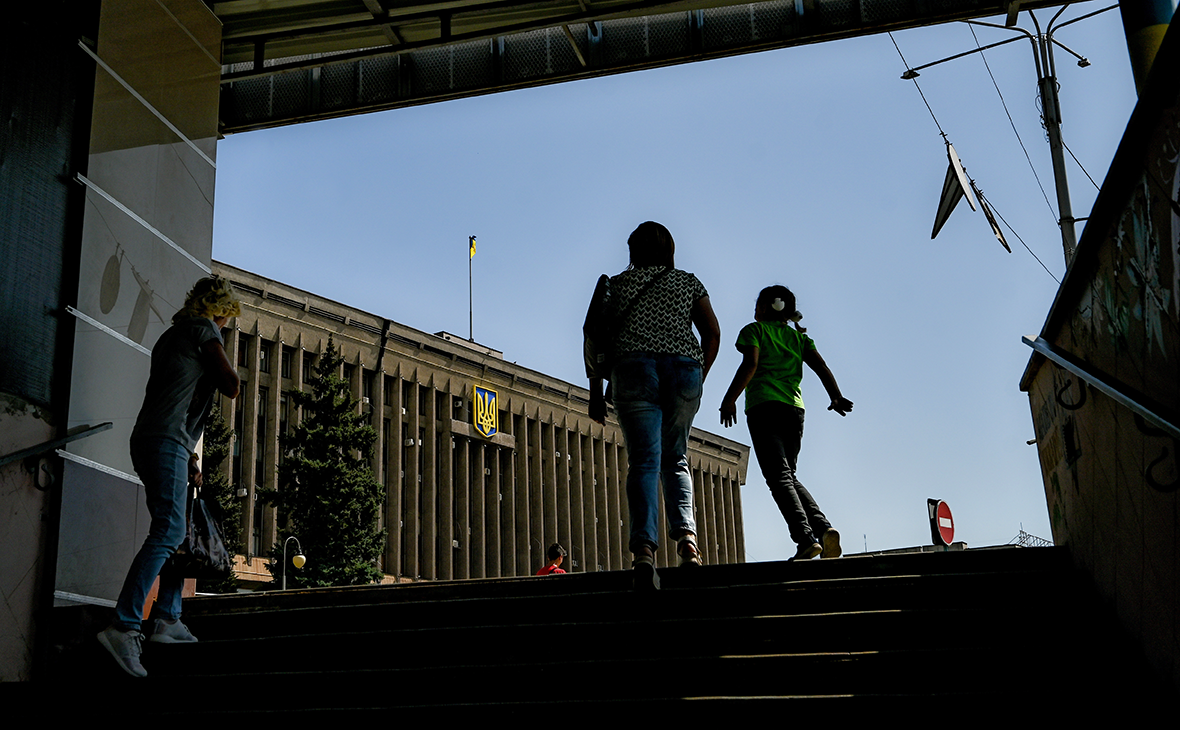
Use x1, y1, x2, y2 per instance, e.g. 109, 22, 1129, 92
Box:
213, 6, 1139, 562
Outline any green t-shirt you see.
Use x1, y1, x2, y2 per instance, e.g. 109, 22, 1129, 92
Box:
735, 321, 816, 412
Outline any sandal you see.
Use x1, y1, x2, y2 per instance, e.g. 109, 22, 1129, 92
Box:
632, 548, 660, 591
677, 535, 703, 567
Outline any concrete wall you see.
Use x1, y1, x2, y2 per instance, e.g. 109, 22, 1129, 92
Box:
1022, 20, 1180, 692
55, 0, 223, 608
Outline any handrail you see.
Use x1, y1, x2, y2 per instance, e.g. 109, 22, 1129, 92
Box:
0, 422, 113, 469
1023, 336, 1180, 440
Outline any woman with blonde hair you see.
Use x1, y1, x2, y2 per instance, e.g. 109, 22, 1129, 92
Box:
98, 276, 241, 677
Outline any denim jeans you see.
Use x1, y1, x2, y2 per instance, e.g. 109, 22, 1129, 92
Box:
115, 436, 189, 631
746, 401, 831, 547
612, 353, 702, 553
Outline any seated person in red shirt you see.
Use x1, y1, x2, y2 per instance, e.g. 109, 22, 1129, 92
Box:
536, 543, 567, 575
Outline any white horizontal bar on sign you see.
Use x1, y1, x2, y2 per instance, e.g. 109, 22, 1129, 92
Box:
66, 306, 151, 357
75, 174, 212, 275
57, 449, 144, 486
54, 590, 118, 609
76, 39, 216, 170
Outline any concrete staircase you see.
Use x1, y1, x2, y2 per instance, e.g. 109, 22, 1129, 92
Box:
39, 546, 1168, 716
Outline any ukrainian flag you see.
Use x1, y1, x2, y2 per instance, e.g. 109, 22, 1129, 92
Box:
469, 235, 476, 259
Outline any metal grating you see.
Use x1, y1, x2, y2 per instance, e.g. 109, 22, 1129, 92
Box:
815, 0, 859, 28
502, 26, 585, 82
358, 56, 402, 105
410, 39, 496, 95
219, 0, 1073, 133
320, 62, 358, 112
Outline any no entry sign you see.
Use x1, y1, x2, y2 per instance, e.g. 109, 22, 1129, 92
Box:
928, 499, 955, 546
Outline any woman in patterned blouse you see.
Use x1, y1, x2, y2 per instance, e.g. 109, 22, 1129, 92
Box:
597, 221, 720, 589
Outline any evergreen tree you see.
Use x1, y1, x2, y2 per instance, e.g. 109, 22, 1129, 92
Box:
261, 337, 386, 587
196, 404, 241, 594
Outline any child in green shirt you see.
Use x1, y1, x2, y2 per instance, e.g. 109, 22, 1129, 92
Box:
719, 285, 853, 560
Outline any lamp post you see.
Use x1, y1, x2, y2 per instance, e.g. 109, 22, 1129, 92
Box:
282, 535, 306, 590
900, 5, 1117, 264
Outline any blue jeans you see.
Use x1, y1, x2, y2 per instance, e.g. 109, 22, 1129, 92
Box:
612, 353, 702, 553
115, 436, 189, 631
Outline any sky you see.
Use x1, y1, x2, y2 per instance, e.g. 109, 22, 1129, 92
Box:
212, 6, 1140, 563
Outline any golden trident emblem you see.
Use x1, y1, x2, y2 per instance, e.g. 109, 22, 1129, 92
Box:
473, 385, 498, 438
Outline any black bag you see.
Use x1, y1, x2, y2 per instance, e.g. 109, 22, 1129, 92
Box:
583, 274, 614, 381
165, 489, 233, 580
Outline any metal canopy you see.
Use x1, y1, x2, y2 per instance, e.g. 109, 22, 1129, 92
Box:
211, 0, 1073, 133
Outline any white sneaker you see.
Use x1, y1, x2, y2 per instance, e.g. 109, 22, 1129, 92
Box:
821, 528, 842, 559
97, 625, 147, 677
149, 618, 198, 644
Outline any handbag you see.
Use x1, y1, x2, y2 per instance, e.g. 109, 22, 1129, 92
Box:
164, 486, 234, 580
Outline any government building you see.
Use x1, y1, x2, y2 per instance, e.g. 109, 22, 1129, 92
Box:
213, 262, 750, 583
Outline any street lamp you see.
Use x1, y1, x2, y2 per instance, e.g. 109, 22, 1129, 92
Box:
282, 535, 306, 590
899, 4, 1117, 264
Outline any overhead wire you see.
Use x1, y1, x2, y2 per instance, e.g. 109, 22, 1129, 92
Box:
890, 28, 1063, 283
888, 32, 947, 139
1064, 140, 1102, 190
977, 190, 1061, 283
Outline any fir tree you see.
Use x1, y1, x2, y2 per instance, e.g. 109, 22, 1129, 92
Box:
261, 337, 386, 587
196, 404, 241, 594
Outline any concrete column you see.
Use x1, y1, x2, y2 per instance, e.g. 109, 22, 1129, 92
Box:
1119, 0, 1177, 94
471, 439, 486, 579
528, 416, 543, 571
240, 331, 260, 556
385, 375, 402, 579
421, 384, 437, 580
593, 434, 610, 572
605, 438, 623, 570
499, 423, 516, 576
577, 432, 595, 573
220, 327, 239, 520
403, 380, 420, 579
438, 400, 454, 581
371, 367, 385, 486
486, 444, 501, 578
261, 373, 280, 555
566, 427, 582, 572
513, 412, 530, 576
712, 469, 722, 566
723, 468, 737, 564
455, 435, 469, 580
542, 419, 558, 550
556, 428, 571, 553
730, 471, 745, 563
692, 464, 708, 564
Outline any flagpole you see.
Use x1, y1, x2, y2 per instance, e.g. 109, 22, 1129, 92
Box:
468, 235, 475, 342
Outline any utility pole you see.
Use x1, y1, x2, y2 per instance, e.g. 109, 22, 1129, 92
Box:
901, 5, 1118, 265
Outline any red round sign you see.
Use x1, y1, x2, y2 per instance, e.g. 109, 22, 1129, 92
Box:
936, 501, 954, 545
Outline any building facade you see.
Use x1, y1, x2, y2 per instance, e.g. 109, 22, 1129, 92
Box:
214, 262, 749, 583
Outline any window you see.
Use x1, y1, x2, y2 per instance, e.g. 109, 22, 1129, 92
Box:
343, 363, 355, 383
237, 334, 250, 367
302, 352, 314, 383
281, 346, 293, 379
363, 370, 374, 401
259, 339, 273, 374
